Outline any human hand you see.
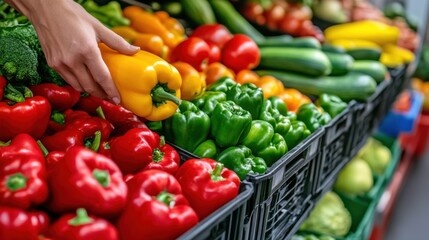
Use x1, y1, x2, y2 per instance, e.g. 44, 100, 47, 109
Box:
7, 0, 139, 104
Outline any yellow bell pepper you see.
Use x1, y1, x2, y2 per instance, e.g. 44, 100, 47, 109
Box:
383, 44, 415, 63
172, 62, 205, 101
380, 52, 404, 68
330, 39, 380, 50
325, 20, 400, 45
99, 43, 182, 121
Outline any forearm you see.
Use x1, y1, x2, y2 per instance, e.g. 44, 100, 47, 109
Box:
4, 0, 66, 24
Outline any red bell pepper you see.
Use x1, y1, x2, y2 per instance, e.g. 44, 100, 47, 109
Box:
0, 84, 51, 141
109, 128, 180, 175
47, 111, 67, 133
48, 208, 119, 240
45, 151, 65, 172
75, 95, 147, 136
98, 141, 111, 159
0, 76, 7, 100
64, 109, 113, 141
176, 158, 240, 219
29, 83, 80, 111
41, 129, 85, 152
0, 134, 48, 210
48, 146, 127, 218
117, 170, 198, 240
0, 207, 49, 240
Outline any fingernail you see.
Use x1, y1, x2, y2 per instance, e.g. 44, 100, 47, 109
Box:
112, 97, 120, 105
132, 45, 140, 51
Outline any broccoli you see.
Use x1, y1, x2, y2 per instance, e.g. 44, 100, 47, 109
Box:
38, 62, 66, 86
0, 36, 40, 85
0, 23, 43, 57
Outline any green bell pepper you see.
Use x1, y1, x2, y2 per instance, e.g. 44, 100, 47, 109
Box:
207, 77, 237, 92
268, 96, 288, 116
241, 120, 275, 153
259, 99, 291, 136
226, 83, 264, 119
316, 93, 348, 118
192, 139, 218, 158
256, 133, 288, 167
163, 100, 210, 152
146, 121, 163, 134
284, 120, 311, 149
275, 115, 292, 136
192, 91, 227, 116
211, 101, 252, 148
287, 111, 298, 121
216, 145, 267, 180
297, 103, 332, 133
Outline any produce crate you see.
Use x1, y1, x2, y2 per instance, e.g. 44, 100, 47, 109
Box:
178, 182, 254, 240
386, 65, 408, 107
313, 105, 354, 195
347, 79, 391, 158
245, 129, 324, 240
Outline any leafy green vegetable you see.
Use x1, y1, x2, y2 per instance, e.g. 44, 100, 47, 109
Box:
300, 192, 352, 237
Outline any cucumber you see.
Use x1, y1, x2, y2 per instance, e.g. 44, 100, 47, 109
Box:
351, 60, 387, 83
208, 0, 265, 44
346, 48, 382, 61
324, 52, 354, 76
181, 0, 216, 25
321, 44, 346, 54
256, 70, 377, 101
259, 47, 332, 76
258, 36, 321, 49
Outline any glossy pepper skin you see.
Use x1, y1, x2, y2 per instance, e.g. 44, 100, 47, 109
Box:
226, 83, 264, 120
192, 139, 218, 158
259, 99, 292, 136
255, 133, 288, 167
211, 101, 252, 148
0, 134, 48, 210
48, 208, 119, 240
48, 147, 127, 218
268, 96, 288, 116
109, 128, 180, 175
0, 84, 51, 141
164, 101, 210, 152
207, 77, 237, 92
29, 83, 80, 111
172, 62, 205, 101
297, 103, 332, 132
216, 145, 267, 180
176, 159, 240, 219
41, 129, 85, 152
316, 93, 348, 118
0, 207, 49, 240
241, 120, 275, 153
118, 170, 198, 240
63, 109, 114, 141
192, 91, 227, 116
284, 120, 311, 149
100, 43, 182, 121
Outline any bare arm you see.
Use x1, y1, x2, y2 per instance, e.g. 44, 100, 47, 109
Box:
5, 0, 139, 103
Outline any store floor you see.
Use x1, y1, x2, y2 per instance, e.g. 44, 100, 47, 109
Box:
385, 150, 429, 240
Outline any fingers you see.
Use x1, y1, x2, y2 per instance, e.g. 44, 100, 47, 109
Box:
98, 25, 139, 55
85, 49, 121, 104
56, 69, 83, 92
74, 64, 108, 100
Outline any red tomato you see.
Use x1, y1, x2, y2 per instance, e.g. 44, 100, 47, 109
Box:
221, 34, 260, 73
299, 20, 325, 42
190, 24, 233, 48
287, 3, 312, 20
242, 2, 265, 24
278, 15, 303, 36
264, 4, 286, 30
206, 41, 221, 64
170, 37, 210, 71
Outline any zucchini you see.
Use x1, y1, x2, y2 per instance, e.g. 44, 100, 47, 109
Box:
208, 0, 265, 44
324, 52, 354, 76
181, 0, 216, 25
258, 36, 321, 49
346, 48, 381, 61
351, 60, 387, 83
256, 70, 377, 101
259, 47, 332, 76
321, 44, 346, 54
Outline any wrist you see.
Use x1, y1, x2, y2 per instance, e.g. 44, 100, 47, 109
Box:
4, 0, 68, 23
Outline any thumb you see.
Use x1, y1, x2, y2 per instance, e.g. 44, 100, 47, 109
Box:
98, 27, 139, 55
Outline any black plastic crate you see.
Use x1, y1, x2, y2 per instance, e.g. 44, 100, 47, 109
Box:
347, 80, 391, 158
386, 65, 408, 108
243, 129, 323, 239
178, 182, 254, 240
313, 105, 354, 194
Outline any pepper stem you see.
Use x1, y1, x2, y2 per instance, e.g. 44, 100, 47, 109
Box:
51, 111, 65, 124
96, 106, 106, 120
159, 136, 166, 146
4, 84, 25, 103
93, 169, 110, 187
90, 131, 102, 152
0, 140, 11, 146
151, 85, 181, 106
68, 208, 94, 226
210, 163, 225, 182
37, 140, 49, 157
156, 190, 176, 208
152, 148, 164, 163
7, 173, 27, 191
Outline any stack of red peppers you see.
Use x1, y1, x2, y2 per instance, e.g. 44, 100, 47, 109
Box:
0, 78, 240, 240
